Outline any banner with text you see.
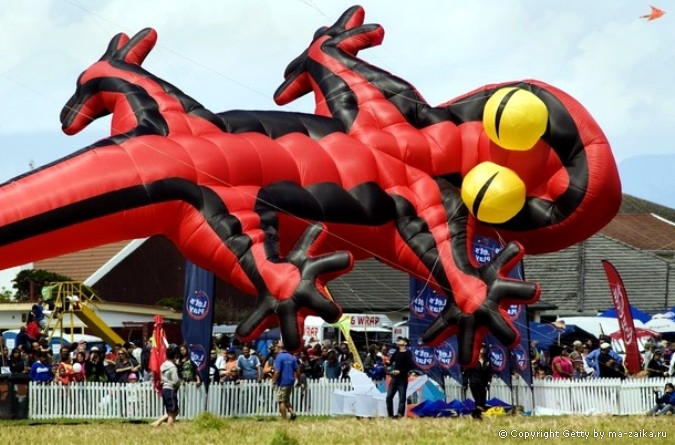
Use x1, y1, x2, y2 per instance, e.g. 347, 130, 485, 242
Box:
474, 236, 532, 388
182, 261, 215, 389
601, 259, 641, 375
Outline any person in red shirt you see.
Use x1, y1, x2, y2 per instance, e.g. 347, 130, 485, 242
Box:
25, 314, 41, 342
551, 347, 574, 379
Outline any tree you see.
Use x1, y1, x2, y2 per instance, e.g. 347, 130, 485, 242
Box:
12, 269, 73, 300
154, 297, 183, 312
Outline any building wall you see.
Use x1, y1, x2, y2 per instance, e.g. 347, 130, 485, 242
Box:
524, 234, 675, 316
93, 236, 258, 322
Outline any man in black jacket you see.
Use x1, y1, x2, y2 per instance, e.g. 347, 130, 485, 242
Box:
386, 336, 415, 418
462, 343, 492, 419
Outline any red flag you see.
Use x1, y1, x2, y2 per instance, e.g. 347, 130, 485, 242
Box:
149, 314, 168, 396
601, 260, 641, 375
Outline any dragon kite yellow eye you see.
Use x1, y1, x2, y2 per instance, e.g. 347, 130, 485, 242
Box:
461, 161, 526, 224
483, 87, 548, 151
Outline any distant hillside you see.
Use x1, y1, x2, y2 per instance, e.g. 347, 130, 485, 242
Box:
619, 155, 675, 210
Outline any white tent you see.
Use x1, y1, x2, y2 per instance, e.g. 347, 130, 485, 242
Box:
645, 317, 675, 334
556, 316, 646, 339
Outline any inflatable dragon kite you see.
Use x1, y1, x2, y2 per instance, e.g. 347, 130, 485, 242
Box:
0, 6, 620, 366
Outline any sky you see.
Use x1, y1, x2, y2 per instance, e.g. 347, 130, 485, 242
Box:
0, 1, 673, 184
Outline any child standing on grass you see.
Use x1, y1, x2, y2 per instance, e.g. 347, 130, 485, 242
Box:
151, 345, 181, 427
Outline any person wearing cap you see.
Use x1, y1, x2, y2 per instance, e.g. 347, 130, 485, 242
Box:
219, 348, 240, 382
85, 346, 108, 383
597, 342, 624, 378
646, 349, 669, 378
585, 341, 623, 377
385, 336, 414, 418
273, 341, 298, 421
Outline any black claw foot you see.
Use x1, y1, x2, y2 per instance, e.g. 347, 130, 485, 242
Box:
422, 242, 540, 366
236, 223, 353, 352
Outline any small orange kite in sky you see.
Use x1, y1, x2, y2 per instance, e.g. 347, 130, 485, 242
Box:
640, 5, 666, 21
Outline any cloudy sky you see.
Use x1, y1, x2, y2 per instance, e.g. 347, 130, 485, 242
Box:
0, 1, 671, 202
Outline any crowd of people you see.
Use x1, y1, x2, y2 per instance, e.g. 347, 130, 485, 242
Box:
531, 335, 675, 380
531, 334, 675, 416
16, 295, 675, 421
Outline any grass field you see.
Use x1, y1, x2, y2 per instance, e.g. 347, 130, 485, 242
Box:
0, 413, 672, 445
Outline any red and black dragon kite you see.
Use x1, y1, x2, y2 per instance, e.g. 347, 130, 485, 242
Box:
0, 6, 620, 366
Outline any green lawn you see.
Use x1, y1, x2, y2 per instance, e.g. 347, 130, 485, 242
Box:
0, 413, 672, 445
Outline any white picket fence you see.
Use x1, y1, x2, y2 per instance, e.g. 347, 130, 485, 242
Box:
28, 379, 353, 420
26, 377, 671, 420
443, 376, 673, 416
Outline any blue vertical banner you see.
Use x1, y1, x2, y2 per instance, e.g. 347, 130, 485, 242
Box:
473, 236, 532, 389
182, 260, 215, 389
409, 278, 462, 385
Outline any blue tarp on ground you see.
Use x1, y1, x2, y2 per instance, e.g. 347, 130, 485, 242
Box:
486, 397, 512, 407
412, 397, 513, 417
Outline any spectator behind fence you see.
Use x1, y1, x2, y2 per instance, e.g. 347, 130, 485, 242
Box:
551, 347, 574, 379
32, 300, 46, 331
70, 340, 87, 361
29, 351, 53, 383
586, 340, 622, 377
262, 344, 277, 381
72, 352, 86, 383
642, 341, 655, 371
55, 351, 74, 385
306, 347, 324, 380
379, 344, 391, 367
207, 349, 219, 385
0, 345, 8, 373
597, 343, 624, 379
177, 343, 202, 387
237, 345, 262, 382
85, 347, 108, 382
219, 348, 240, 383
26, 313, 41, 341
646, 382, 675, 416
115, 349, 136, 383
363, 344, 378, 374
646, 350, 669, 378
15, 326, 33, 352
9, 348, 25, 374
323, 350, 341, 380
